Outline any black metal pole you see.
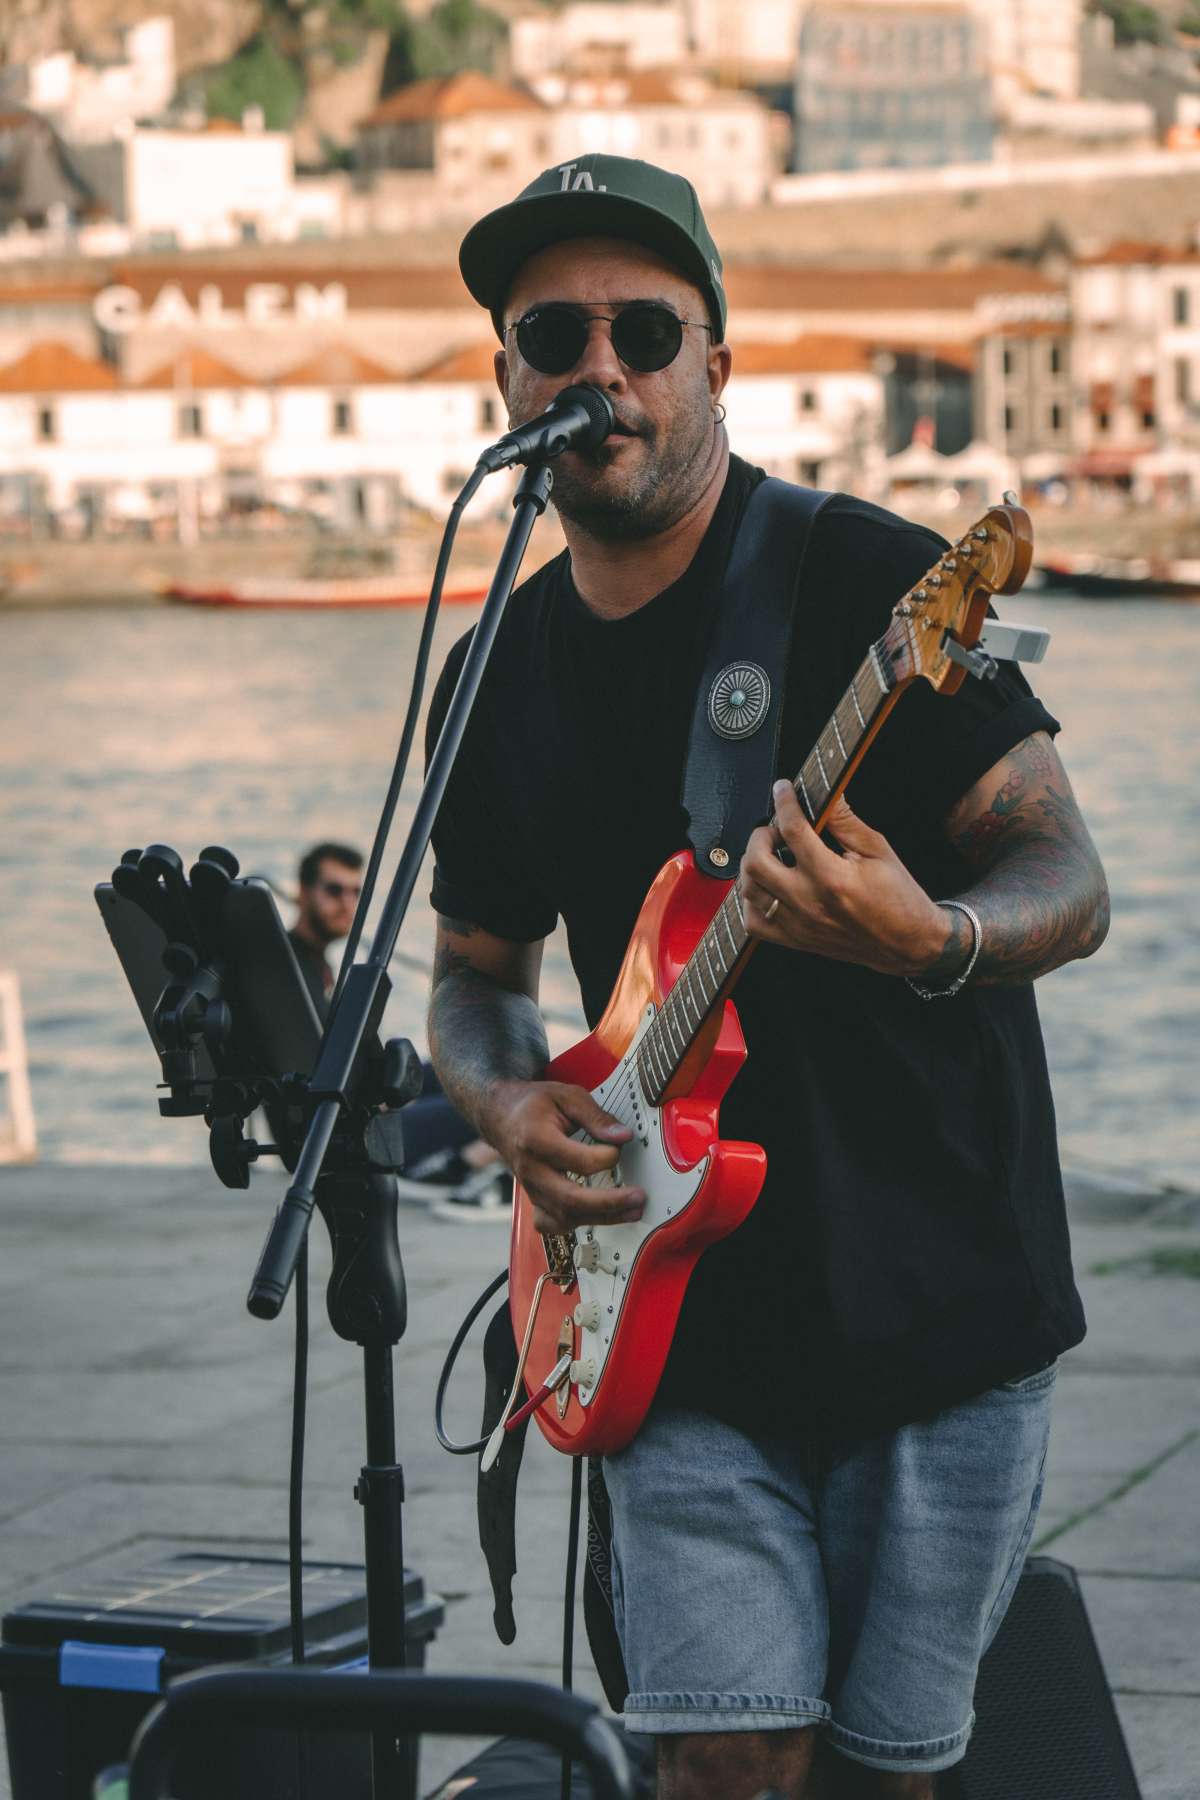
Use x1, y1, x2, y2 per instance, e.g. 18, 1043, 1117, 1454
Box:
356, 1343, 412, 1799
247, 458, 556, 1322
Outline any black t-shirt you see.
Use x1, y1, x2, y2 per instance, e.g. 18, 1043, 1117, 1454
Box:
427, 458, 1085, 1434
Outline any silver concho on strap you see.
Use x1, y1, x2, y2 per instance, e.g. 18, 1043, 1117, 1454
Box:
707, 661, 772, 740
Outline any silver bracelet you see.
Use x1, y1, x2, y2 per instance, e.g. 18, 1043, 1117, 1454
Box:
905, 900, 983, 1000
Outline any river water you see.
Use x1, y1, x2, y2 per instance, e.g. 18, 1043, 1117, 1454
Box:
2, 588, 1197, 1189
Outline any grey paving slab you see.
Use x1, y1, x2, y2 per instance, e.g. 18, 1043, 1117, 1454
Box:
1, 1161, 1198, 1800
1078, 1574, 1200, 1697
1042, 1433, 1200, 1578
1114, 1694, 1200, 1800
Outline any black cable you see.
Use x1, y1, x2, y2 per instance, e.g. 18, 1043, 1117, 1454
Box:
290, 1232, 308, 1669
434, 1268, 509, 1454
287, 1237, 310, 1800
561, 1455, 584, 1800
327, 461, 489, 1019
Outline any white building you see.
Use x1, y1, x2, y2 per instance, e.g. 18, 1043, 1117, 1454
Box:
508, 4, 688, 79
355, 67, 776, 218
69, 122, 299, 252
535, 72, 776, 207
967, 0, 1082, 105
3, 17, 177, 145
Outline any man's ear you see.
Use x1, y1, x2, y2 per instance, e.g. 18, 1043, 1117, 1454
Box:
494, 348, 509, 406
708, 341, 732, 404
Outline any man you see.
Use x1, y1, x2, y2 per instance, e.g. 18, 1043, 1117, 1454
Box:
288, 841, 364, 1017
425, 157, 1109, 1800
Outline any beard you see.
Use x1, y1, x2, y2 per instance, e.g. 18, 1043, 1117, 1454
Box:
528, 388, 715, 542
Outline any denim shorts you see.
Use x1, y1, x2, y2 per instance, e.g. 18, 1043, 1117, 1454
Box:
602, 1364, 1056, 1774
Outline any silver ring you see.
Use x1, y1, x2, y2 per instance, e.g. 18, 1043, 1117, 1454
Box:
764, 897, 780, 921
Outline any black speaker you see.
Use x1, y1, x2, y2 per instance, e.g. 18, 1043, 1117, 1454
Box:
944, 1556, 1142, 1799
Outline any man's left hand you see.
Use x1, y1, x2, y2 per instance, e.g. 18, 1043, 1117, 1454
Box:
740, 780, 953, 978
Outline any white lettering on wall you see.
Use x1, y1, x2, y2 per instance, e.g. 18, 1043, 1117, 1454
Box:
93, 282, 349, 332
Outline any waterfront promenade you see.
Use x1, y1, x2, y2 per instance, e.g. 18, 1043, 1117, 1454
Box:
0, 1159, 1197, 1798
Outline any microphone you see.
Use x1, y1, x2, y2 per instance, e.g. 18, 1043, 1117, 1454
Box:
477, 384, 615, 473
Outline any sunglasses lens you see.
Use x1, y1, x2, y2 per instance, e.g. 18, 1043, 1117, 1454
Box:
612, 304, 684, 372
515, 308, 588, 375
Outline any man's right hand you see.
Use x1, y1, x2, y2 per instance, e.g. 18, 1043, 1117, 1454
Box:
481, 1079, 647, 1236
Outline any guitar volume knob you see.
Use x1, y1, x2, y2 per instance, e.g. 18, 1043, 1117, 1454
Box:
570, 1357, 597, 1389
573, 1240, 602, 1272
573, 1301, 602, 1333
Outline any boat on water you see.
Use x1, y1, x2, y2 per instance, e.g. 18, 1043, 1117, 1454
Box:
1036, 553, 1200, 600
160, 574, 489, 609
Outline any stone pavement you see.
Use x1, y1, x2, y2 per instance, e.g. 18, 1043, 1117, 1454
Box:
0, 1160, 1196, 1798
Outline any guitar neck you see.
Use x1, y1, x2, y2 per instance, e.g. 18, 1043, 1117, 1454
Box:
636, 624, 910, 1107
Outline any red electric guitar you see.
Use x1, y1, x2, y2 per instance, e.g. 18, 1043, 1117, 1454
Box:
499, 500, 1034, 1459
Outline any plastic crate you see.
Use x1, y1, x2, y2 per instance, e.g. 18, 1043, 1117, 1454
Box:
0, 1547, 443, 1800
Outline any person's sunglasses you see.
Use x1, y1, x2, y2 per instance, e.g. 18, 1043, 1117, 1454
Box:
509, 302, 711, 376
319, 879, 361, 900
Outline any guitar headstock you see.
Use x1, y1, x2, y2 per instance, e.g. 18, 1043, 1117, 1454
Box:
881, 498, 1033, 694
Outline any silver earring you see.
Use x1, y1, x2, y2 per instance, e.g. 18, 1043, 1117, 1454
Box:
713, 401, 727, 424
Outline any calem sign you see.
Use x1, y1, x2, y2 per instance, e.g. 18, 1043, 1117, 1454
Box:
94, 281, 348, 333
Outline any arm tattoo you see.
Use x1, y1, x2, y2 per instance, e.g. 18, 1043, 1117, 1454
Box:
938, 732, 1110, 987
427, 934, 548, 1138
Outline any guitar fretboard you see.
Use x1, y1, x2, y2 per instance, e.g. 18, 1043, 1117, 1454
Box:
635, 633, 900, 1107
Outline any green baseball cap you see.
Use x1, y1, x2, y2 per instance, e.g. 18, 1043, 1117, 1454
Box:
459, 153, 727, 343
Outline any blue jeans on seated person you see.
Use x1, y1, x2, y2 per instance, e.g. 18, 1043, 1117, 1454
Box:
601, 1364, 1056, 1775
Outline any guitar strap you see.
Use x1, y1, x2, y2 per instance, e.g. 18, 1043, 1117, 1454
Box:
682, 476, 835, 878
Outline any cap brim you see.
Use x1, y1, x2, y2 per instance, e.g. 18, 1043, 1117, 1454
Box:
459, 191, 723, 339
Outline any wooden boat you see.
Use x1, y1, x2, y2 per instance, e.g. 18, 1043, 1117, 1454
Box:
160, 574, 488, 609
1036, 553, 1200, 599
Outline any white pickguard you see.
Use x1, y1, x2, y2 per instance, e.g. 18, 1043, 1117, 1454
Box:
568, 1006, 708, 1407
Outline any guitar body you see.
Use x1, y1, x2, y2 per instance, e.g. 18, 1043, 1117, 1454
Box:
509, 850, 767, 1456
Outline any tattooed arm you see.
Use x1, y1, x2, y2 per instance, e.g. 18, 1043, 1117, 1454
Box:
923, 731, 1110, 986
740, 731, 1108, 986
427, 917, 646, 1232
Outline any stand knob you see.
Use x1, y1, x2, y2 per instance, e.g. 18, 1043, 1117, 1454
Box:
380, 1038, 424, 1109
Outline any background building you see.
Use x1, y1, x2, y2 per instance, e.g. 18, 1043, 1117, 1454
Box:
794, 2, 994, 174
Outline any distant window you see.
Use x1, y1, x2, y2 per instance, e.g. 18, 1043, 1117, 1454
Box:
798, 388, 818, 414
178, 403, 202, 438
1003, 405, 1016, 434
1049, 403, 1063, 431
1048, 343, 1063, 375
148, 229, 178, 251
239, 221, 258, 243
1176, 358, 1192, 404
1174, 287, 1190, 327
1002, 348, 1014, 376
1096, 410, 1110, 433
36, 404, 55, 442
299, 220, 327, 239
332, 398, 353, 436
479, 395, 497, 430
1140, 410, 1155, 430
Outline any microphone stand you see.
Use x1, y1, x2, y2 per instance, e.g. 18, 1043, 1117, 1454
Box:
245, 457, 556, 1800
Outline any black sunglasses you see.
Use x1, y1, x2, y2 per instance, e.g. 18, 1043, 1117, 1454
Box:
508, 302, 711, 376
319, 879, 361, 900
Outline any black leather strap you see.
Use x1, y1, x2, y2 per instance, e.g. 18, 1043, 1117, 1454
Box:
683, 477, 834, 878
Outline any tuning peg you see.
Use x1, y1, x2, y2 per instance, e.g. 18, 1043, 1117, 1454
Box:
120, 848, 142, 868
190, 852, 234, 907
1002, 489, 1019, 505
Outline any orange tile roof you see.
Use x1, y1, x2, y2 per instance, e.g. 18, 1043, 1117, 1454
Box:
109, 265, 475, 311
726, 263, 1063, 312
276, 345, 403, 386
137, 348, 253, 388
1077, 240, 1200, 266
0, 279, 103, 307
411, 343, 497, 382
361, 72, 544, 127
0, 341, 118, 392
559, 70, 741, 107
977, 317, 1068, 339
731, 335, 876, 374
